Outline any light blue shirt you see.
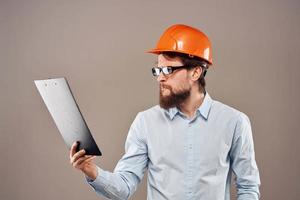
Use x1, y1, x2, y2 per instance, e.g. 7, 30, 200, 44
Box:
86, 93, 261, 200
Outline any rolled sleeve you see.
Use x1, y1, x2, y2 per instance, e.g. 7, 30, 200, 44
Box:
85, 166, 129, 199
85, 166, 117, 199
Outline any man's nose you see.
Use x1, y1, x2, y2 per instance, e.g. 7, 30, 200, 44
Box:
156, 73, 166, 82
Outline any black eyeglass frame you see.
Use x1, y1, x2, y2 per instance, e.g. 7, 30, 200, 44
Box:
151, 66, 191, 76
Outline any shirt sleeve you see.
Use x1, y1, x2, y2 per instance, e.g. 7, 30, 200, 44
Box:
229, 113, 261, 200
85, 112, 148, 200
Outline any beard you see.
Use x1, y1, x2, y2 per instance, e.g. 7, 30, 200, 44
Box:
159, 84, 191, 110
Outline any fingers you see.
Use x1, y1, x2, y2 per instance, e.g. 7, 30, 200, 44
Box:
70, 149, 86, 164
77, 156, 96, 170
70, 141, 78, 160
75, 155, 96, 166
69, 142, 97, 171
73, 155, 96, 169
82, 156, 96, 164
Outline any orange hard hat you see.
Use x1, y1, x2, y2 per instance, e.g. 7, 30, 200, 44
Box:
148, 24, 213, 66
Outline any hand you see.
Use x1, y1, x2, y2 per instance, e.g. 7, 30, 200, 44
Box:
70, 142, 98, 180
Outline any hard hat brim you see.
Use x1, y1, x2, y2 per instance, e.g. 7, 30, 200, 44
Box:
146, 49, 213, 66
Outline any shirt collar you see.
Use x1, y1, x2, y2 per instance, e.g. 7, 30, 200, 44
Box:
165, 92, 213, 120
198, 92, 213, 120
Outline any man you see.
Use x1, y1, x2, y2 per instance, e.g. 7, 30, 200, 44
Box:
70, 24, 261, 200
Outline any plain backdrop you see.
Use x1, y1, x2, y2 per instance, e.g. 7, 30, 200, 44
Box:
1, 0, 300, 199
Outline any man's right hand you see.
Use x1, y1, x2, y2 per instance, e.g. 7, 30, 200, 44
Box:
70, 141, 98, 180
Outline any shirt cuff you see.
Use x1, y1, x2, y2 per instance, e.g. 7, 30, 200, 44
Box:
85, 166, 112, 191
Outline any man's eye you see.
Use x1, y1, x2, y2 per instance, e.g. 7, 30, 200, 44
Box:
161, 68, 167, 74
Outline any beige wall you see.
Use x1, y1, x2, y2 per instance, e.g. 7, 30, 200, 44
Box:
1, 0, 300, 199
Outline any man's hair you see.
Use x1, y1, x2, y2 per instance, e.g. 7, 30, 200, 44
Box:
161, 52, 208, 92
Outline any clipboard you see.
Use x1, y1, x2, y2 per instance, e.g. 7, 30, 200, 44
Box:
34, 77, 102, 156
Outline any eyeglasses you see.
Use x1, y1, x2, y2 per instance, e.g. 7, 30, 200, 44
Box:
151, 66, 190, 76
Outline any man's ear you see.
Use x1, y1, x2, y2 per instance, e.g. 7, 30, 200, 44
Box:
191, 67, 202, 81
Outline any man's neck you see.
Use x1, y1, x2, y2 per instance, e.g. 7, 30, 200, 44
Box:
178, 88, 205, 119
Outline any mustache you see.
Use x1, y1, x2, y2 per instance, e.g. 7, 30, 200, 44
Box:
160, 84, 172, 90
